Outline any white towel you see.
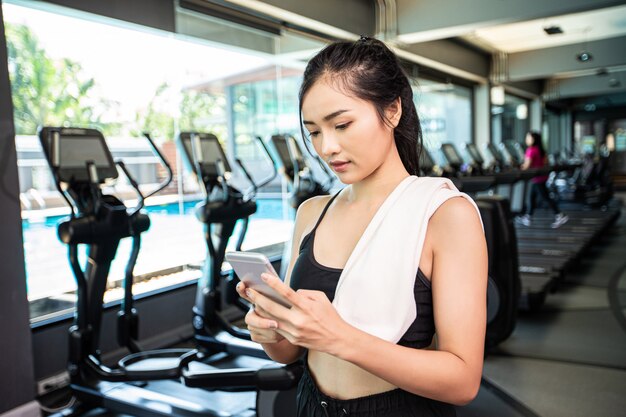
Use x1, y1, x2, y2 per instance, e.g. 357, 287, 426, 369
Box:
331, 175, 481, 343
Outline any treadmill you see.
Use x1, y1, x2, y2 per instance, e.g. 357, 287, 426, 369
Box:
449, 143, 570, 309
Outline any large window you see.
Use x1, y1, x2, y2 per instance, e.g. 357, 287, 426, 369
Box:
491, 92, 530, 145
412, 79, 472, 166
4, 2, 320, 323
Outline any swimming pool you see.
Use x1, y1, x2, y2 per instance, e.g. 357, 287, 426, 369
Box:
23, 197, 295, 310
22, 198, 290, 230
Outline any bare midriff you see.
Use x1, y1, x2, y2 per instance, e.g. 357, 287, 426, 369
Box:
307, 350, 398, 400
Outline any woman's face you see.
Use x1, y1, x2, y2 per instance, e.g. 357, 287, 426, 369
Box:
301, 78, 397, 184
525, 133, 533, 147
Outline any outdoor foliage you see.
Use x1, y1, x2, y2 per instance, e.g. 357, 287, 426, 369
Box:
6, 22, 226, 141
6, 22, 121, 136
136, 82, 227, 142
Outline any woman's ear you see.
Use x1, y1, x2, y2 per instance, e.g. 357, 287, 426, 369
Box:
386, 97, 402, 128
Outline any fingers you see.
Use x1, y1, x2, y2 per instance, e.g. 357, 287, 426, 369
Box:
246, 287, 291, 320
245, 307, 278, 330
236, 281, 252, 303
296, 289, 328, 301
245, 309, 283, 344
248, 328, 284, 344
260, 273, 305, 309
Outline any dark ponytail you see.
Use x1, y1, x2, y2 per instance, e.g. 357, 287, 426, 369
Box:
528, 130, 546, 158
298, 37, 422, 176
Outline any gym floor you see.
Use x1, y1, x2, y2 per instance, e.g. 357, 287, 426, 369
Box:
459, 192, 626, 417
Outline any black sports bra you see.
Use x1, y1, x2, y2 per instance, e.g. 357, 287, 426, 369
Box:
289, 193, 436, 348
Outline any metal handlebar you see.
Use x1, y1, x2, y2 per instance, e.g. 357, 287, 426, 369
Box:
252, 136, 278, 189
116, 160, 145, 216
235, 136, 279, 200
142, 133, 174, 199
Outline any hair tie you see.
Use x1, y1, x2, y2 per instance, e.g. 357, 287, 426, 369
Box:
359, 35, 370, 42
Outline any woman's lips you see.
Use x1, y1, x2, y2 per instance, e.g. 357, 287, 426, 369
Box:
330, 161, 350, 172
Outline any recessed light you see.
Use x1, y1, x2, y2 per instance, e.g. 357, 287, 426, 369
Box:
577, 51, 593, 62
543, 26, 563, 35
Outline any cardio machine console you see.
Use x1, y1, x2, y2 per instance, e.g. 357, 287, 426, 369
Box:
465, 143, 485, 166
270, 135, 307, 180
441, 143, 464, 167
178, 132, 232, 180
38, 127, 118, 184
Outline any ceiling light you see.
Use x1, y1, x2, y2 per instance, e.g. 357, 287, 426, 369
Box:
491, 86, 505, 105
577, 51, 593, 62
543, 26, 563, 35
577, 27, 593, 63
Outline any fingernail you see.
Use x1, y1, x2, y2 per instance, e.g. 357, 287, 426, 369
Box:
245, 289, 252, 298
268, 321, 278, 329
261, 274, 269, 282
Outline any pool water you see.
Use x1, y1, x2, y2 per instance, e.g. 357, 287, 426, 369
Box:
22, 198, 289, 230
22, 197, 294, 306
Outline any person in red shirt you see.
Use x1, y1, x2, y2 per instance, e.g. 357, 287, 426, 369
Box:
517, 131, 569, 228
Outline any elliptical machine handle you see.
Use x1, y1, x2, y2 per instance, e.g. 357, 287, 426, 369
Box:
234, 136, 279, 199
235, 158, 257, 195
253, 136, 278, 189
116, 160, 145, 215
142, 133, 174, 199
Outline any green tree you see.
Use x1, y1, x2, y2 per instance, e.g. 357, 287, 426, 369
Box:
136, 82, 227, 141
5, 22, 119, 135
135, 82, 175, 139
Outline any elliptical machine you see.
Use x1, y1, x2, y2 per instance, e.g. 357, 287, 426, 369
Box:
40, 127, 300, 417
269, 134, 335, 209
269, 134, 336, 278
177, 132, 301, 416
176, 132, 282, 359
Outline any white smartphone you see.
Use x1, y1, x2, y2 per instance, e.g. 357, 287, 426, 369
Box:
225, 251, 292, 308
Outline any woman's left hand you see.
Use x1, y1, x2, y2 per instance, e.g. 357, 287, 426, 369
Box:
245, 273, 352, 355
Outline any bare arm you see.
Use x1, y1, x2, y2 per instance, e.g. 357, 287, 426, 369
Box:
335, 197, 488, 404
237, 196, 329, 364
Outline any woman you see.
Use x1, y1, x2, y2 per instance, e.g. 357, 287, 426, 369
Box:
236, 37, 487, 416
517, 131, 569, 228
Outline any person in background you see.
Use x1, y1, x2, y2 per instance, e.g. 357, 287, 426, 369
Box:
517, 131, 569, 228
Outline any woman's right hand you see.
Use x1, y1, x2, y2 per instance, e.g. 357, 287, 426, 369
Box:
236, 281, 285, 344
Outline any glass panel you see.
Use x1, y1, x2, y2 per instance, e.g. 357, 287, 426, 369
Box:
412, 79, 472, 167
4, 2, 320, 323
491, 93, 530, 145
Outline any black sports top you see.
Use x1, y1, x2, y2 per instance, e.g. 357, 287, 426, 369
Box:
290, 193, 436, 348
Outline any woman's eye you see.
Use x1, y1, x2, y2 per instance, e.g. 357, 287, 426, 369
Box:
336, 123, 350, 130
308, 131, 320, 138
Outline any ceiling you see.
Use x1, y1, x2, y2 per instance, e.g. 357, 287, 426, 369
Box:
464, 4, 626, 53
434, 1, 626, 102
217, 0, 626, 103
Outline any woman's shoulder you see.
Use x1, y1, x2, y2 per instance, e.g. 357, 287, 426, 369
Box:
294, 194, 335, 234
297, 194, 334, 218
428, 196, 483, 241
526, 145, 539, 156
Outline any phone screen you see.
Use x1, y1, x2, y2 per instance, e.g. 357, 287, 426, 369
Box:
226, 252, 292, 308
